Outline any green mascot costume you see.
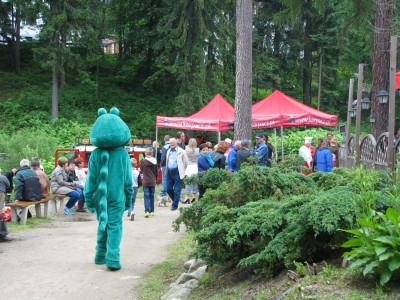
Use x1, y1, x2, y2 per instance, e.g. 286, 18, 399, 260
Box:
84, 107, 133, 271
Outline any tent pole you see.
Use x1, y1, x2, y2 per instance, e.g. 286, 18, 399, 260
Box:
156, 127, 158, 144
218, 132, 221, 143
274, 128, 278, 161
280, 125, 284, 160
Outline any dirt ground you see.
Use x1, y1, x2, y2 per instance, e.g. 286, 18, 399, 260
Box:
0, 199, 184, 300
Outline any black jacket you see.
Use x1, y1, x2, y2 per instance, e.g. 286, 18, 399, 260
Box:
4, 171, 14, 193
15, 166, 42, 201
212, 152, 226, 169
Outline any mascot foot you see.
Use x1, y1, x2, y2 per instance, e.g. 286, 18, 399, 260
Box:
106, 259, 121, 271
94, 255, 106, 265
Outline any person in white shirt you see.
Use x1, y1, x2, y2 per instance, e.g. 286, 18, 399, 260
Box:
299, 137, 313, 175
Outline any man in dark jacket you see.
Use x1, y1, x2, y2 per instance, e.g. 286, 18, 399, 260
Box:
251, 133, 269, 167
236, 139, 252, 171
14, 159, 41, 201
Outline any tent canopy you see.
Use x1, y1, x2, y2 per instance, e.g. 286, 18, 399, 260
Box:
396, 72, 400, 90
251, 90, 338, 129
156, 94, 234, 132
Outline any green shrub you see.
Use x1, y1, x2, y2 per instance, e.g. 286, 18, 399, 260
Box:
0, 129, 58, 171
342, 207, 400, 286
198, 168, 231, 190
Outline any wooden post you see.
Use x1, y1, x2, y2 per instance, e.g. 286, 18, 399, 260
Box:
355, 64, 364, 166
388, 35, 397, 180
345, 78, 354, 163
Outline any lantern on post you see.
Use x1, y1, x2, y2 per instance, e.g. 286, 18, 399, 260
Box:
377, 89, 389, 104
361, 97, 371, 110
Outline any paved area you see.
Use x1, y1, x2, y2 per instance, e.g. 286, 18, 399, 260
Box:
0, 198, 184, 300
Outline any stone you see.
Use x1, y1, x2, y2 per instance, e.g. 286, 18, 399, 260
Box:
183, 258, 197, 271
189, 265, 207, 279
187, 259, 206, 273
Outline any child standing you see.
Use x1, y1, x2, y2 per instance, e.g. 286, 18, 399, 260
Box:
127, 158, 140, 221
140, 148, 158, 218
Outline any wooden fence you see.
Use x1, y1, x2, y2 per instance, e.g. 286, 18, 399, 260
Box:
339, 132, 400, 172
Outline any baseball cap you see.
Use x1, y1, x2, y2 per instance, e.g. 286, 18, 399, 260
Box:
255, 134, 264, 139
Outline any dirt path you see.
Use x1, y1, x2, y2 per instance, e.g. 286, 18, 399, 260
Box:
0, 200, 183, 300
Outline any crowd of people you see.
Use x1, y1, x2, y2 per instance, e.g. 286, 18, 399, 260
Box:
298, 132, 340, 174
0, 129, 346, 243
153, 131, 278, 210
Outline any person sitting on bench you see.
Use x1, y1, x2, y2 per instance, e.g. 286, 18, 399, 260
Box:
0, 210, 12, 242
31, 158, 50, 198
51, 157, 82, 215
14, 159, 42, 218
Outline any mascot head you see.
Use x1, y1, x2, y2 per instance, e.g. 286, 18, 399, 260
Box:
90, 107, 131, 148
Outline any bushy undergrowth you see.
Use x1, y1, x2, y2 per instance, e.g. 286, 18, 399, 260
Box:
174, 164, 394, 277
342, 173, 400, 286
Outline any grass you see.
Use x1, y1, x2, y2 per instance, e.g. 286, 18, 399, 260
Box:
7, 217, 52, 234
135, 232, 196, 300
136, 232, 400, 300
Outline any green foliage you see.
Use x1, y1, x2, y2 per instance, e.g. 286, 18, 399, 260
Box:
342, 181, 400, 286
198, 168, 231, 190
0, 129, 58, 171
174, 164, 394, 276
293, 261, 308, 277
342, 206, 400, 286
309, 167, 353, 190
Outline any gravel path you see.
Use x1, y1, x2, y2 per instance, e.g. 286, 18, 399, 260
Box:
0, 199, 183, 300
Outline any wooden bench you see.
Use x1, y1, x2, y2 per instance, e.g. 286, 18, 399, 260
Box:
5, 197, 52, 225
49, 194, 69, 214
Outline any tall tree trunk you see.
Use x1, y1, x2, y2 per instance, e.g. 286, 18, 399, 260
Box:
371, 0, 392, 138
234, 0, 252, 141
302, 8, 312, 106
60, 35, 66, 90
15, 7, 20, 74
51, 69, 59, 119
96, 60, 100, 101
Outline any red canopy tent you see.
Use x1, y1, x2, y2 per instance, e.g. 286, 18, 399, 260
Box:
251, 90, 338, 128
396, 72, 400, 90
156, 94, 234, 141
251, 90, 338, 158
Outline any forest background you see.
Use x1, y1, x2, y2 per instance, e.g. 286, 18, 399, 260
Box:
0, 0, 399, 172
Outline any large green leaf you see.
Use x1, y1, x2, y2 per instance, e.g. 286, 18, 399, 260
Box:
379, 252, 394, 261
388, 257, 400, 272
385, 208, 400, 224
349, 257, 371, 270
374, 246, 387, 256
342, 238, 363, 248
374, 236, 396, 247
363, 261, 380, 276
380, 268, 392, 286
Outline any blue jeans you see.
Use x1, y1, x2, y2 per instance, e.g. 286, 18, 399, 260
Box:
160, 167, 168, 196
166, 168, 183, 209
66, 190, 81, 209
143, 186, 155, 213
185, 183, 198, 196
127, 188, 138, 216
76, 185, 85, 208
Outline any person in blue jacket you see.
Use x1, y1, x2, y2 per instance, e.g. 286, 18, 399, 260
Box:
251, 133, 269, 167
315, 141, 333, 172
197, 143, 214, 199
